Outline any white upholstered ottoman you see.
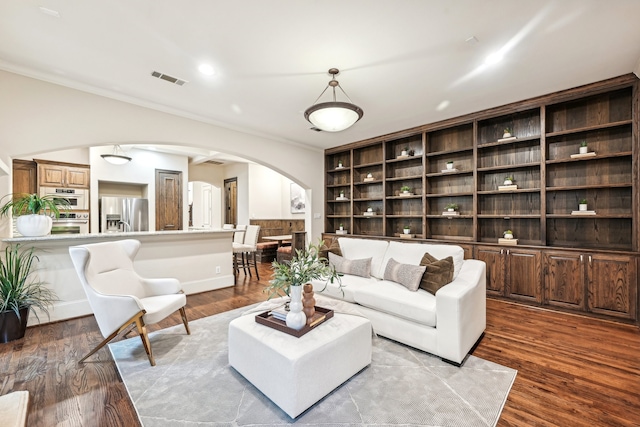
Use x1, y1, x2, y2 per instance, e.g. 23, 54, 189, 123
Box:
228, 312, 372, 418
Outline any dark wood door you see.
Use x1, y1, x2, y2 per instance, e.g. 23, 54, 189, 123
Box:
12, 160, 37, 195
155, 169, 182, 231
505, 248, 542, 303
587, 254, 637, 320
224, 177, 237, 225
544, 251, 585, 311
475, 246, 505, 296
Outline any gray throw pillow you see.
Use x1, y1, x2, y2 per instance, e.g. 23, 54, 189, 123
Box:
329, 252, 371, 278
383, 258, 427, 292
419, 254, 454, 295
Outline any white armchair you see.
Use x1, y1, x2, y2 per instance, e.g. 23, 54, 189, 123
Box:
69, 239, 190, 366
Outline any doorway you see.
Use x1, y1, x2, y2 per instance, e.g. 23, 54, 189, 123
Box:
155, 169, 182, 231
224, 177, 237, 226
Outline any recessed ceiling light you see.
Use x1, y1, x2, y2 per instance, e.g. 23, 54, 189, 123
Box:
198, 64, 215, 76
39, 6, 60, 18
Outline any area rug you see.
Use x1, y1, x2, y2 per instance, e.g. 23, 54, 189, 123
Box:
110, 303, 516, 427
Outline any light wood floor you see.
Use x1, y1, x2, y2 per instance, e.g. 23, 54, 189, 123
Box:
1, 262, 639, 426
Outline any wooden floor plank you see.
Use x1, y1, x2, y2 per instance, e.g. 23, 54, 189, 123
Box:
1, 263, 639, 426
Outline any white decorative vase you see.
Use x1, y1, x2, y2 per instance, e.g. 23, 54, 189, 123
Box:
403, 228, 410, 234
16, 215, 52, 237
367, 173, 373, 179
401, 150, 408, 156
448, 208, 455, 212
579, 204, 588, 211
286, 285, 306, 330
503, 132, 512, 138
446, 163, 453, 170
504, 179, 512, 185
504, 233, 513, 239
579, 146, 588, 154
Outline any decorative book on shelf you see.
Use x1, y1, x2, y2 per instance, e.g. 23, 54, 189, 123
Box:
335, 229, 348, 235
442, 211, 460, 216
498, 184, 518, 191
396, 155, 410, 159
441, 168, 459, 173
571, 210, 596, 215
498, 238, 518, 245
363, 211, 376, 216
399, 192, 413, 197
363, 177, 375, 182
336, 196, 348, 201
498, 136, 517, 142
399, 234, 415, 239
570, 152, 596, 159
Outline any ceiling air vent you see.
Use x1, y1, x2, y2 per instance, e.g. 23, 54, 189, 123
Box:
204, 160, 224, 165
151, 71, 188, 86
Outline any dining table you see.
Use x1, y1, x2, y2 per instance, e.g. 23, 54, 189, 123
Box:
262, 234, 292, 248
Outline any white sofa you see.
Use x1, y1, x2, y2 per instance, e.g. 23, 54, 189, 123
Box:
312, 237, 486, 365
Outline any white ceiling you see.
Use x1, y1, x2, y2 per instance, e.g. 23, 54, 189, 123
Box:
1, 0, 640, 153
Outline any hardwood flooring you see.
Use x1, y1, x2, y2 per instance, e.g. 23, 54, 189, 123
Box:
1, 262, 639, 426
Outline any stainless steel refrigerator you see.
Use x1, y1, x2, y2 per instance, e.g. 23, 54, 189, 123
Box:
100, 197, 149, 233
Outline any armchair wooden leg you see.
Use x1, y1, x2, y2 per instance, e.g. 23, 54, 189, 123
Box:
134, 315, 155, 366
252, 251, 259, 279
78, 311, 147, 365
179, 307, 191, 335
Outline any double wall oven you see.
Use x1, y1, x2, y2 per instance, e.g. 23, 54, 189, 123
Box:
39, 187, 90, 235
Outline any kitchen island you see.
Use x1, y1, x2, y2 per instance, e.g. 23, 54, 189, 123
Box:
2, 229, 235, 325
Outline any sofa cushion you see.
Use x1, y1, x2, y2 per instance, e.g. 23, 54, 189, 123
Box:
329, 253, 371, 278
337, 238, 389, 279
319, 238, 342, 260
383, 258, 426, 292
311, 274, 374, 303
353, 280, 437, 327
379, 241, 464, 279
420, 255, 454, 295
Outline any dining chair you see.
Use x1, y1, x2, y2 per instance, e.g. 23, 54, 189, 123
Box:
69, 239, 190, 366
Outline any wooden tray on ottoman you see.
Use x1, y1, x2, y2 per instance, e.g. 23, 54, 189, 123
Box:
255, 306, 334, 338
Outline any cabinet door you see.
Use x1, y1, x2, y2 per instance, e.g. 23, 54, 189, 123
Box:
544, 251, 585, 310
155, 169, 183, 231
587, 254, 637, 320
66, 167, 90, 188
475, 246, 505, 296
38, 164, 66, 187
505, 248, 542, 303
12, 160, 37, 195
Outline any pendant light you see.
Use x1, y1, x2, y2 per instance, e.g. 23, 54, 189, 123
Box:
101, 145, 131, 165
304, 68, 364, 132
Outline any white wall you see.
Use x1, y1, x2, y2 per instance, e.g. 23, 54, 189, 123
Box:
248, 163, 306, 220
0, 70, 325, 240
188, 162, 224, 227
19, 148, 90, 165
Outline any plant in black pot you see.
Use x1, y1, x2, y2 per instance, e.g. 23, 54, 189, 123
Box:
0, 193, 69, 237
0, 244, 56, 343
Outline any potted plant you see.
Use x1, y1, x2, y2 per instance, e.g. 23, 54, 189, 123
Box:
366, 172, 373, 179
579, 141, 588, 154
339, 223, 344, 231
403, 225, 411, 235
503, 176, 514, 185
337, 160, 343, 168
401, 147, 409, 156
338, 190, 345, 199
503, 127, 512, 138
0, 244, 57, 343
445, 203, 458, 212
0, 193, 69, 237
579, 199, 588, 211
503, 230, 514, 239
265, 241, 341, 330
366, 206, 373, 214
446, 161, 454, 170
400, 185, 411, 194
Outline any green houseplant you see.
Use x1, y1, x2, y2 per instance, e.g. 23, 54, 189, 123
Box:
445, 203, 459, 211
265, 240, 341, 330
0, 193, 69, 237
0, 244, 56, 343
400, 185, 411, 194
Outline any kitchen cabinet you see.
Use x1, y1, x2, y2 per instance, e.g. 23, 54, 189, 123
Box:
475, 245, 542, 303
37, 161, 90, 189
12, 160, 37, 195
